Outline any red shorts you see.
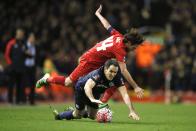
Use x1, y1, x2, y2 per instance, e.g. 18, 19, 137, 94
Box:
69, 57, 101, 83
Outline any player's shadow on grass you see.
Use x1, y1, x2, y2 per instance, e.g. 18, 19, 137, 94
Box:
72, 119, 166, 125
112, 121, 166, 125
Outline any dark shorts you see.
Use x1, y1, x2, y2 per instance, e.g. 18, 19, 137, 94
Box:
74, 87, 98, 110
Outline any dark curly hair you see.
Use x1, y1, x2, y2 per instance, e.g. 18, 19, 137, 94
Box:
123, 28, 144, 46
104, 59, 119, 69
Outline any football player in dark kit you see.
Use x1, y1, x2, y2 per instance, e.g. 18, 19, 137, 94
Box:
53, 59, 140, 121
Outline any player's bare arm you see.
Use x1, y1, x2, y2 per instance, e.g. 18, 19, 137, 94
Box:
118, 86, 140, 120
118, 61, 144, 98
95, 5, 111, 30
84, 79, 103, 104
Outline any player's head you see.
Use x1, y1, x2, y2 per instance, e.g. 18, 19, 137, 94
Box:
27, 32, 36, 44
15, 28, 25, 40
104, 59, 119, 80
123, 28, 144, 52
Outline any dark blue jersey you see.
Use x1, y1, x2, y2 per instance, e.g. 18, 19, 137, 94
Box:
75, 66, 125, 99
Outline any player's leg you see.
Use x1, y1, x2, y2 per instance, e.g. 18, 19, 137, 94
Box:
36, 73, 50, 88
54, 108, 84, 120
86, 100, 99, 119
87, 106, 98, 120
100, 86, 117, 103
36, 74, 73, 88
36, 64, 85, 89
65, 88, 86, 120
47, 75, 69, 86
36, 73, 67, 88
54, 88, 85, 120
35, 57, 81, 88
63, 106, 89, 118
36, 57, 99, 88
65, 85, 86, 120
68, 60, 97, 85
51, 67, 85, 88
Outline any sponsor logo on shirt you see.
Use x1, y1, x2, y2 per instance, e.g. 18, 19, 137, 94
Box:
97, 85, 108, 89
109, 82, 114, 87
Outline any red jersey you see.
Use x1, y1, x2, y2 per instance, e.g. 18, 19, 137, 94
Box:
82, 28, 127, 66
4, 38, 16, 65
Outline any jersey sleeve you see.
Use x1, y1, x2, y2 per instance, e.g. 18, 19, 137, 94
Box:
4, 39, 15, 64
114, 49, 126, 63
107, 27, 121, 36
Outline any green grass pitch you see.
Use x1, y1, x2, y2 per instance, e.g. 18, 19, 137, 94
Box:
0, 102, 196, 131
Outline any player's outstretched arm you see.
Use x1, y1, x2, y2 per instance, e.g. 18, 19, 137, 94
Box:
95, 5, 111, 30
117, 86, 140, 120
118, 61, 144, 98
84, 79, 103, 104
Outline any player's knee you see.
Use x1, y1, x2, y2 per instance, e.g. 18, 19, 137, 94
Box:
72, 110, 82, 119
65, 77, 73, 87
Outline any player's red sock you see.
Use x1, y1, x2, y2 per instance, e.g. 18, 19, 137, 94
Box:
47, 76, 66, 86
101, 87, 117, 103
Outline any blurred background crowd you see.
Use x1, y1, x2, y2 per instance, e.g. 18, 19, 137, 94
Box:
0, 0, 196, 105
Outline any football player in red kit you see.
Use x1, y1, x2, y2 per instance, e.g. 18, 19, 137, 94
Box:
36, 5, 144, 102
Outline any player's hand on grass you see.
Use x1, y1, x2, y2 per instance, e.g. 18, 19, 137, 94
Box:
95, 5, 102, 15
129, 111, 140, 121
134, 86, 144, 98
91, 99, 103, 104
